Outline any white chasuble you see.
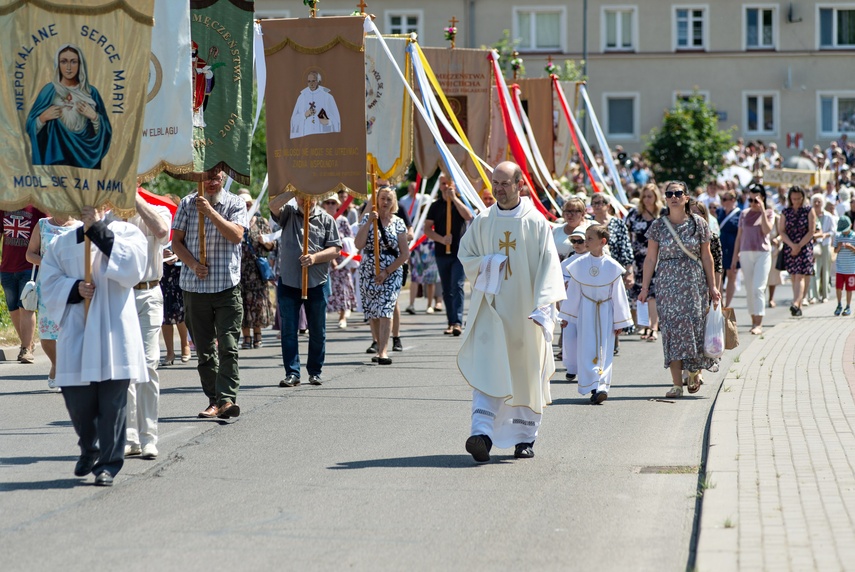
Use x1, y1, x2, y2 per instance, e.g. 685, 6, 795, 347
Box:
40, 222, 149, 387
559, 253, 633, 395
458, 198, 565, 415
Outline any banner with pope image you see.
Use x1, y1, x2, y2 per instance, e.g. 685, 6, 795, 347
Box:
262, 16, 366, 199
0, 0, 154, 216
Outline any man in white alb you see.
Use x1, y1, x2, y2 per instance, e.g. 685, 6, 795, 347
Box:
290, 71, 341, 139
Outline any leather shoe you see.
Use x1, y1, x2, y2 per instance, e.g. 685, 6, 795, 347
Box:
74, 453, 98, 477
465, 434, 492, 463
198, 403, 218, 419
94, 471, 114, 486
217, 402, 240, 419
279, 374, 301, 387
514, 442, 535, 459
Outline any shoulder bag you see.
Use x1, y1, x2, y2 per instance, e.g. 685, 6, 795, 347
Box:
244, 231, 274, 282
21, 265, 38, 311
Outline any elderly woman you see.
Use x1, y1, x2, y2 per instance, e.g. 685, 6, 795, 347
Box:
322, 195, 357, 328
354, 186, 409, 365
238, 188, 275, 348
639, 181, 721, 398
625, 183, 663, 341
809, 193, 835, 303
779, 185, 816, 316
731, 183, 774, 335
552, 196, 589, 261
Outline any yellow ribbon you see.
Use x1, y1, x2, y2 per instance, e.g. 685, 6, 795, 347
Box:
414, 43, 492, 193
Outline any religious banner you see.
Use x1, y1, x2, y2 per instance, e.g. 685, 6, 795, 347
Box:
413, 47, 492, 181
262, 16, 366, 199
516, 78, 554, 174
137, 0, 193, 182
0, 0, 155, 216
365, 35, 412, 185
186, 0, 254, 183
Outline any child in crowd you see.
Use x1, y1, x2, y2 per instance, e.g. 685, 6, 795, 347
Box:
560, 228, 588, 382
833, 215, 855, 316
559, 225, 633, 404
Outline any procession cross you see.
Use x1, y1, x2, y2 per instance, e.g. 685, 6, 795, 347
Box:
499, 230, 516, 280
449, 16, 458, 49
357, 0, 367, 14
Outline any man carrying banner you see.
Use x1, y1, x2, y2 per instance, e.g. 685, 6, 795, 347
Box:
124, 191, 171, 459
171, 169, 247, 419
457, 161, 565, 462
39, 206, 148, 486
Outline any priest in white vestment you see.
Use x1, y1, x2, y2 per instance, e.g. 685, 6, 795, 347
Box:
559, 225, 633, 404
290, 71, 341, 139
40, 206, 148, 486
457, 162, 565, 462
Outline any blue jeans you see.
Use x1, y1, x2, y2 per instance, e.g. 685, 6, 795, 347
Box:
435, 255, 465, 326
278, 281, 328, 377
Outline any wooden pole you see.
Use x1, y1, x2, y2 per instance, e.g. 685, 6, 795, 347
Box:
445, 193, 452, 254
301, 196, 310, 299
371, 165, 380, 276
197, 181, 207, 266
84, 236, 91, 319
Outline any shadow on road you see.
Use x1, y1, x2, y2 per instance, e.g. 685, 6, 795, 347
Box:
329, 454, 513, 470
0, 455, 78, 466
0, 478, 84, 491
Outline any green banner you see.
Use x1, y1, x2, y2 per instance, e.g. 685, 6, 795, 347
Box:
186, 0, 253, 183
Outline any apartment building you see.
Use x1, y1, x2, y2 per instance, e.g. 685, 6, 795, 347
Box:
255, 1, 855, 154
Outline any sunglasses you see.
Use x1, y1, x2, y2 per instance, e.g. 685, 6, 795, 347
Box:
591, 201, 607, 206
323, 200, 338, 205
570, 238, 586, 245
564, 209, 584, 215
721, 196, 735, 202
664, 190, 685, 199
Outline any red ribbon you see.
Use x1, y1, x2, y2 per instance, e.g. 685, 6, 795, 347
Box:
551, 76, 601, 195
333, 193, 354, 220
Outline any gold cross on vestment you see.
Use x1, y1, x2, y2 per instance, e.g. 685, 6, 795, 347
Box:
499, 230, 516, 280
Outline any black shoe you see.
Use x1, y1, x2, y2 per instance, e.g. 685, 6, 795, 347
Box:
392, 337, 403, 351
514, 442, 535, 459
366, 341, 378, 354
279, 374, 301, 387
94, 471, 114, 486
613, 346, 620, 356
565, 373, 577, 383
593, 391, 608, 404
371, 356, 379, 362
74, 453, 98, 477
308, 374, 323, 386
789, 305, 798, 316
590, 390, 598, 404
465, 434, 492, 463
794, 306, 803, 316
377, 357, 393, 365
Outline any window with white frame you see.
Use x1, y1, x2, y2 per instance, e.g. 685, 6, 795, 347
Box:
604, 93, 638, 139
819, 92, 855, 136
602, 6, 637, 51
513, 6, 565, 51
819, 5, 855, 48
673, 6, 708, 50
745, 6, 776, 49
744, 92, 777, 134
386, 11, 422, 38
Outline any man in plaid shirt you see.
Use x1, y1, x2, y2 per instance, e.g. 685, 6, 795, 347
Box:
172, 169, 247, 419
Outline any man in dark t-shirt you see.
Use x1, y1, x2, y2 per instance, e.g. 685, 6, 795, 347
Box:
424, 174, 473, 335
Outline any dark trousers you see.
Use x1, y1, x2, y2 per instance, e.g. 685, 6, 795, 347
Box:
62, 380, 130, 477
435, 255, 465, 327
183, 287, 243, 406
278, 281, 328, 378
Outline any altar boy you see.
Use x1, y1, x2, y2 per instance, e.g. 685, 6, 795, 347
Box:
559, 225, 632, 404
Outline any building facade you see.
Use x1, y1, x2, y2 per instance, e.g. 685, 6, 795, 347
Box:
256, 0, 855, 154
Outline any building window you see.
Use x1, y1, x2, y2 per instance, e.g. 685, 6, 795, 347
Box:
513, 6, 565, 51
745, 6, 776, 49
673, 6, 708, 50
602, 6, 637, 51
818, 93, 855, 136
819, 6, 855, 48
603, 93, 638, 139
386, 11, 422, 38
673, 91, 710, 106
744, 92, 778, 135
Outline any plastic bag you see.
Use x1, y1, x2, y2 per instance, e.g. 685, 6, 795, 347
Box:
704, 303, 725, 359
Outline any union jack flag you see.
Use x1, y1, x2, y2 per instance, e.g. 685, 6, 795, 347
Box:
3, 215, 32, 240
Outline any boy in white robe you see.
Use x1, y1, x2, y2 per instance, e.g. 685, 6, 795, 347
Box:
40, 206, 148, 485
560, 228, 588, 383
559, 225, 633, 404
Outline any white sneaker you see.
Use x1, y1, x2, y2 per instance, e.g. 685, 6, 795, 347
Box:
141, 443, 158, 459
47, 378, 61, 393
425, 306, 435, 314
338, 319, 347, 329
124, 443, 142, 457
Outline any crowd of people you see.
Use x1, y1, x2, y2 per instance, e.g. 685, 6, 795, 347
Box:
3, 136, 855, 474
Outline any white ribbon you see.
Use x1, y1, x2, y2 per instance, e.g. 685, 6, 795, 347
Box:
579, 85, 628, 205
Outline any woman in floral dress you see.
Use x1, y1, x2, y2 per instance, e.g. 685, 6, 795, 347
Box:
238, 190, 275, 348
779, 185, 816, 316
625, 183, 663, 341
322, 196, 356, 328
639, 181, 721, 398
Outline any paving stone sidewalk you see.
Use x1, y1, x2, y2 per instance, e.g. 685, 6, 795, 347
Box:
696, 303, 855, 571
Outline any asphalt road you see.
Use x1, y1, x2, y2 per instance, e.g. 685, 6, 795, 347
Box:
0, 288, 794, 571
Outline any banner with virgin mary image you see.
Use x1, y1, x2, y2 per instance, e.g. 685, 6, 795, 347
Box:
0, 0, 155, 216
262, 16, 366, 199
137, 0, 194, 182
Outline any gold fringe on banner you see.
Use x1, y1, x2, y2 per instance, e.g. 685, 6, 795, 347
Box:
283, 183, 368, 201
136, 161, 196, 184
265, 35, 364, 57
0, 0, 154, 25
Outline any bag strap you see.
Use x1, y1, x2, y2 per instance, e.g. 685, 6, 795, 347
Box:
720, 207, 740, 227
30, 264, 37, 280
661, 216, 702, 267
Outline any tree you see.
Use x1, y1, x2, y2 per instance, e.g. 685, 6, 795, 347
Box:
644, 93, 734, 187
483, 30, 523, 79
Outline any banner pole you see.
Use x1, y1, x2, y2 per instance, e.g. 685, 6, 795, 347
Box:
197, 181, 207, 266
445, 194, 452, 254
84, 236, 91, 320
301, 196, 310, 299
371, 165, 380, 276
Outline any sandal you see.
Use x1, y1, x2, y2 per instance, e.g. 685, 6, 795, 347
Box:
253, 334, 263, 349
665, 386, 683, 398
647, 330, 658, 342
241, 336, 252, 349
639, 327, 650, 340
687, 371, 701, 394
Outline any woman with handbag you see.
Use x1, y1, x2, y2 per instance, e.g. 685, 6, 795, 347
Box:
731, 184, 775, 335
237, 189, 275, 349
638, 181, 721, 398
